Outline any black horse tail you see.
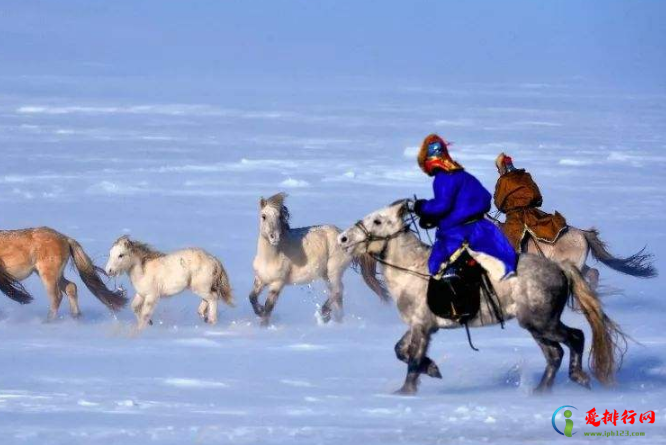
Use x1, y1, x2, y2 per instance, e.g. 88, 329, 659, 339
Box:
0, 264, 33, 304
584, 228, 657, 278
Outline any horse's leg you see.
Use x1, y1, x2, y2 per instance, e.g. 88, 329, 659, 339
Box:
321, 275, 344, 323
37, 266, 63, 321
137, 294, 158, 330
551, 323, 591, 389
396, 326, 432, 395
248, 277, 266, 316
527, 328, 564, 393
205, 298, 218, 325
59, 277, 80, 318
260, 283, 283, 327
395, 329, 442, 379
131, 294, 144, 321
197, 300, 209, 322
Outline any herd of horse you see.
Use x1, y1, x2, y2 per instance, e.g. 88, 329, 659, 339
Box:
0, 192, 657, 394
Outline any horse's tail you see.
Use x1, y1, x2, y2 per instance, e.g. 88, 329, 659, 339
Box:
0, 263, 33, 304
211, 260, 234, 307
584, 228, 657, 278
354, 254, 390, 303
561, 261, 627, 386
66, 237, 128, 311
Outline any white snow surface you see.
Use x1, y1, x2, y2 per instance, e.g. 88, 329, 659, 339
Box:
1, 81, 666, 444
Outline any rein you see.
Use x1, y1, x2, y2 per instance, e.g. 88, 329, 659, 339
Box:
353, 219, 431, 280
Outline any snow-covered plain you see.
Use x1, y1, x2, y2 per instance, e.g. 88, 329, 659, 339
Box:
1, 79, 665, 444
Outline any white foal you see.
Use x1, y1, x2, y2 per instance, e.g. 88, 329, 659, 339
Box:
105, 236, 233, 330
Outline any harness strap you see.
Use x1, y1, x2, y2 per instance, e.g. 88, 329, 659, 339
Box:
464, 322, 479, 352
481, 272, 505, 329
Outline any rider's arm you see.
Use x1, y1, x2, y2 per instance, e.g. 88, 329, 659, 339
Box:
493, 177, 506, 211
525, 173, 543, 207
418, 173, 458, 218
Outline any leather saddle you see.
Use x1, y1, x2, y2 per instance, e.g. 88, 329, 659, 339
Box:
426, 250, 485, 324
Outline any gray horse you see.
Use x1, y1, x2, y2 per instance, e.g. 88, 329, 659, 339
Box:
338, 200, 626, 395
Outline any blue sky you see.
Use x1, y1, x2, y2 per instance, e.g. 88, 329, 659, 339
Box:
1, 0, 664, 90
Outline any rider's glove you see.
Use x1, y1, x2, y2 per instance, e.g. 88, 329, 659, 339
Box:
413, 199, 427, 217
418, 216, 437, 230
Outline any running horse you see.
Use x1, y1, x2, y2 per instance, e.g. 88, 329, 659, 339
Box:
339, 201, 627, 394
0, 227, 127, 319
250, 192, 388, 326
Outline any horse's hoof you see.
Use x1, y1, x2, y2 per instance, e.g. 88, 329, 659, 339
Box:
148, 319, 153, 326
252, 304, 265, 317
260, 317, 271, 327
71, 312, 82, 319
427, 363, 443, 379
570, 372, 592, 389
394, 384, 418, 396
319, 310, 331, 324
533, 384, 553, 395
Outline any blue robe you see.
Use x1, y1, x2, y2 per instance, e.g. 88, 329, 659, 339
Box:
420, 170, 517, 276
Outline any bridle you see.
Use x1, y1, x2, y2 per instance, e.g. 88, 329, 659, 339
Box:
351, 216, 431, 280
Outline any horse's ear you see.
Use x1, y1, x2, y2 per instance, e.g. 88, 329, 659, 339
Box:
397, 201, 408, 218
391, 199, 409, 218
259, 197, 267, 208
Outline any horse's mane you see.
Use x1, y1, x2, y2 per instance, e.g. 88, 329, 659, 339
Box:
116, 235, 165, 265
266, 192, 291, 230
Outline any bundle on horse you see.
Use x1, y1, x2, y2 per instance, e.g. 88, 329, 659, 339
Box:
338, 200, 627, 395
249, 192, 388, 326
0, 227, 127, 319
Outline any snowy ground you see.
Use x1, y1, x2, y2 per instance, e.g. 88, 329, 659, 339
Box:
1, 79, 665, 444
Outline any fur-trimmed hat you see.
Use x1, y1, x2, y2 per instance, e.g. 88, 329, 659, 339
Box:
495, 152, 516, 174
417, 134, 463, 176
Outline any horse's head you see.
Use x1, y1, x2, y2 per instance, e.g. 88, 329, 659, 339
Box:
105, 235, 133, 277
338, 199, 409, 256
259, 192, 290, 246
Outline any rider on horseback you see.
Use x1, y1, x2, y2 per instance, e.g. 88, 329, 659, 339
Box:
412, 134, 517, 279
493, 153, 567, 252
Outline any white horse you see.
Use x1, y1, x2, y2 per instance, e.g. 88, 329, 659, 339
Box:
249, 192, 387, 326
105, 236, 233, 330
519, 226, 656, 290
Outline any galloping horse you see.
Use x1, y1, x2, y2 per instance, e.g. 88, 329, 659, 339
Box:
0, 227, 127, 319
105, 236, 234, 330
249, 193, 388, 326
518, 225, 656, 289
338, 201, 626, 395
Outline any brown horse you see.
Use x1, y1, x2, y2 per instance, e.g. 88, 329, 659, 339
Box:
0, 227, 127, 319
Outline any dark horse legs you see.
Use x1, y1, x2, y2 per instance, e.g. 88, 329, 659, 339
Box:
394, 327, 441, 394
528, 322, 591, 392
